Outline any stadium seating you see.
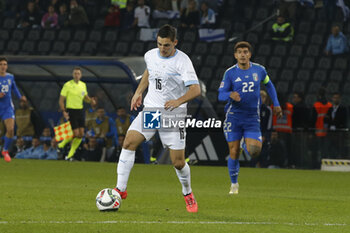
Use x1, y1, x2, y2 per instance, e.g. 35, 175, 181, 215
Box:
0, 0, 348, 113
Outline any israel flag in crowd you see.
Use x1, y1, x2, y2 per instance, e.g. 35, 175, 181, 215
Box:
198, 29, 225, 42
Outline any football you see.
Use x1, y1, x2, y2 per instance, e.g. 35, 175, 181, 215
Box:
96, 188, 122, 211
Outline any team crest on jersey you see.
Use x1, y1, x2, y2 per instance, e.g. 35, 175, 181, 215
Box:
8, 79, 11, 85
81, 91, 85, 96
253, 73, 258, 81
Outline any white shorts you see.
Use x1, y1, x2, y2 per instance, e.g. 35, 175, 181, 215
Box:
128, 111, 186, 150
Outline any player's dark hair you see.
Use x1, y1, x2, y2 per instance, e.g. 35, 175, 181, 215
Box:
234, 41, 252, 53
157, 24, 177, 41
0, 57, 8, 62
73, 67, 81, 71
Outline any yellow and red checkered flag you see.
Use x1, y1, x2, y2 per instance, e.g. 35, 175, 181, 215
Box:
54, 121, 73, 142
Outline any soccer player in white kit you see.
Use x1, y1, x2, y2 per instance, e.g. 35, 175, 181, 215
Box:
114, 24, 201, 212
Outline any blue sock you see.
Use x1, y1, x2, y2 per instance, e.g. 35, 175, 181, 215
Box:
228, 158, 240, 184
3, 136, 13, 151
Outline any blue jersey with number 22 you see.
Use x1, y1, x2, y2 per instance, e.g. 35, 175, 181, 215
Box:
218, 62, 271, 117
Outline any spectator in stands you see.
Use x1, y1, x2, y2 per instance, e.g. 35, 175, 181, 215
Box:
325, 25, 349, 56
278, 0, 298, 21
81, 136, 102, 161
292, 92, 309, 130
15, 136, 43, 159
41, 5, 58, 29
180, 0, 200, 28
270, 16, 294, 42
40, 127, 52, 144
85, 96, 98, 127
106, 134, 125, 162
111, 0, 127, 9
326, 92, 348, 158
87, 107, 116, 148
291, 92, 308, 168
152, 0, 179, 19
310, 87, 332, 168
120, 1, 135, 29
58, 4, 69, 28
15, 99, 39, 147
40, 138, 58, 160
327, 92, 348, 130
11, 136, 26, 156
18, 1, 42, 29
104, 5, 121, 27
115, 107, 132, 137
133, 0, 151, 28
68, 0, 89, 28
199, 1, 215, 28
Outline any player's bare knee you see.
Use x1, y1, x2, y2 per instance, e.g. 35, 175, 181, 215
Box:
122, 138, 137, 150
248, 145, 261, 158
173, 160, 185, 170
229, 147, 240, 159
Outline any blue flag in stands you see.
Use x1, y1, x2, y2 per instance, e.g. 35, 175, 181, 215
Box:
198, 29, 225, 42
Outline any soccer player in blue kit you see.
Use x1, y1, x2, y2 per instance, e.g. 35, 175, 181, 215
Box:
0, 57, 27, 162
218, 42, 282, 194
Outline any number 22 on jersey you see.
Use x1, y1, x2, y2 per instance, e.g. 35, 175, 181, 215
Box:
1, 84, 9, 93
242, 82, 254, 93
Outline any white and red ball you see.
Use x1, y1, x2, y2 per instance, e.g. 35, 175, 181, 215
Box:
96, 188, 122, 211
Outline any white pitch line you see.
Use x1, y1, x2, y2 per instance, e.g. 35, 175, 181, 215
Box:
0, 221, 347, 226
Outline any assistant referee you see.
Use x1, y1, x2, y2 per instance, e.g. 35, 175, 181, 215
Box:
58, 67, 96, 159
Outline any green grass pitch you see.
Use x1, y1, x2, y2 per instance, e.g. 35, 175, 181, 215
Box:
1, 160, 350, 233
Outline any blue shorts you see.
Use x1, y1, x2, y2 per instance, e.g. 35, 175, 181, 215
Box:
0, 107, 15, 120
223, 115, 262, 142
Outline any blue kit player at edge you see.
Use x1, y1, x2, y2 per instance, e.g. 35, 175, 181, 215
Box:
0, 57, 27, 163
218, 41, 283, 195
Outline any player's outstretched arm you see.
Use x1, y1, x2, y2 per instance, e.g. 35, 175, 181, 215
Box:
131, 69, 149, 111
12, 79, 22, 99
264, 77, 282, 118
165, 84, 200, 111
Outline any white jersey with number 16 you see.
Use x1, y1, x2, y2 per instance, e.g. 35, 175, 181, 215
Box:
143, 48, 199, 108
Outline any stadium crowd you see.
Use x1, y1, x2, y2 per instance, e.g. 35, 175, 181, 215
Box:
0, 0, 222, 30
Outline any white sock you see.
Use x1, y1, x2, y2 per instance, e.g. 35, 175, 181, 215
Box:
116, 149, 135, 192
175, 163, 192, 195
